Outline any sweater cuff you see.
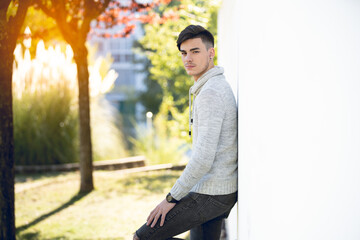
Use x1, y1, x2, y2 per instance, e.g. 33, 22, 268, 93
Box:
170, 181, 188, 201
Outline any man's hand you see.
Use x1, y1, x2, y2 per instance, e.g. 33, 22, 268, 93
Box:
146, 199, 176, 228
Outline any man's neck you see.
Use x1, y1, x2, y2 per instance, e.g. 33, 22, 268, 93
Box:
194, 64, 215, 82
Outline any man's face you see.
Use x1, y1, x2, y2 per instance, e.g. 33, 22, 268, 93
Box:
180, 38, 215, 81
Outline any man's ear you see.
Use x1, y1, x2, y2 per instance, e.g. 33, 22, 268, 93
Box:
209, 47, 215, 59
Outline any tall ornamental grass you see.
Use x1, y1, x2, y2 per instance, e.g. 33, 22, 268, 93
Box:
13, 39, 127, 165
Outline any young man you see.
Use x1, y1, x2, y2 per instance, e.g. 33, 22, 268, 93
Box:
134, 25, 238, 240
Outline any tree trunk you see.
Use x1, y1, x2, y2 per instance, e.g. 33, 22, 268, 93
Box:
0, 32, 16, 240
0, 1, 29, 237
0, 52, 16, 240
73, 44, 94, 193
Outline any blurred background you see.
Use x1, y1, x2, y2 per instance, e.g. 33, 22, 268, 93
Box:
1, 0, 222, 239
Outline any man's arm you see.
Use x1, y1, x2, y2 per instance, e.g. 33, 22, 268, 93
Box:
170, 88, 225, 200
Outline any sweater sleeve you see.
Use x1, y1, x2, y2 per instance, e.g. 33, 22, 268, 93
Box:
170, 89, 225, 200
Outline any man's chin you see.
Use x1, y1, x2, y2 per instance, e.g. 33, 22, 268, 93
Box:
186, 70, 196, 77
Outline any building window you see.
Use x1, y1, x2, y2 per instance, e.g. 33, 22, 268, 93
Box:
110, 38, 133, 50
113, 53, 133, 63
113, 54, 121, 62
115, 69, 135, 86
125, 54, 133, 62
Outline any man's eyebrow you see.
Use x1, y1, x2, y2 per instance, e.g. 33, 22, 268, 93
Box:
180, 47, 201, 52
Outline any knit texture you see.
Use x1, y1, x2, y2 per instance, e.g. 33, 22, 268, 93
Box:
170, 66, 238, 200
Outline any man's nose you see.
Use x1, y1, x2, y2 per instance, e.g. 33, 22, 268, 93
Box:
185, 54, 193, 62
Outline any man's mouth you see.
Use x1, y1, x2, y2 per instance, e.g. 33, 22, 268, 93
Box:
186, 65, 195, 69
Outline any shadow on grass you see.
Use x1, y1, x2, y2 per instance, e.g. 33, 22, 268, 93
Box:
16, 191, 89, 233
16, 231, 41, 240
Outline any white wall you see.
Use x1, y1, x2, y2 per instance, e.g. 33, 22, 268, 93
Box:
218, 1, 240, 239
218, 0, 360, 240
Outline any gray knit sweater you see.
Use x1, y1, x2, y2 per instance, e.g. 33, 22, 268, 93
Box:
170, 66, 238, 200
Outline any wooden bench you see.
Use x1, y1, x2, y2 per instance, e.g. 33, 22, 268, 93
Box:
15, 156, 146, 174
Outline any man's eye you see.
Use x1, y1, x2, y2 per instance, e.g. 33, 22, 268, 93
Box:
181, 52, 187, 56
193, 51, 200, 54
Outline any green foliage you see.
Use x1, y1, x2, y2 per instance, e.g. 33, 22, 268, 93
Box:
139, 77, 163, 115
13, 85, 78, 165
132, 45, 163, 115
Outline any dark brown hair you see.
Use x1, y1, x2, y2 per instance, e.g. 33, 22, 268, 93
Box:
176, 25, 214, 51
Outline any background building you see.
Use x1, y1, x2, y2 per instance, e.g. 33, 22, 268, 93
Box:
89, 22, 147, 139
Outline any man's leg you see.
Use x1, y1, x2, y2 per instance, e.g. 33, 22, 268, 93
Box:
189, 192, 237, 240
135, 192, 237, 240
135, 193, 201, 240
189, 217, 223, 240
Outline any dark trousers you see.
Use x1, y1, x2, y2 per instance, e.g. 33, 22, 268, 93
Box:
136, 191, 237, 240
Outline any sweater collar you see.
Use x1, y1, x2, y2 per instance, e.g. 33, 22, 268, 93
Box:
190, 66, 224, 96
188, 66, 224, 137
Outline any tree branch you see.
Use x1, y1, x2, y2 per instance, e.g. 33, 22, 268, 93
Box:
8, 0, 32, 41
35, 0, 77, 46
51, 0, 68, 25
98, 0, 112, 15
79, 0, 111, 40
34, 0, 52, 17
82, 0, 111, 30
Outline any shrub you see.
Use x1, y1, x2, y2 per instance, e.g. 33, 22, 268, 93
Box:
13, 84, 78, 165
12, 40, 127, 165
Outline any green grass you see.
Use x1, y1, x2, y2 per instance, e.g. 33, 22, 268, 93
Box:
15, 170, 190, 240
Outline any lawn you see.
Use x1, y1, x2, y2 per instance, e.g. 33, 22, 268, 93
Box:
15, 170, 190, 239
